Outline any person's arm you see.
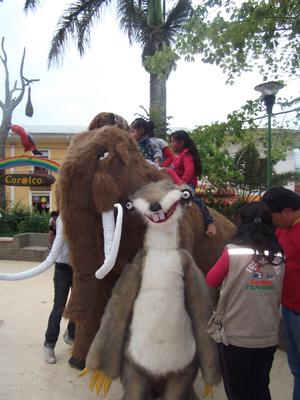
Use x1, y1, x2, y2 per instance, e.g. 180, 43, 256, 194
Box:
148, 138, 162, 164
164, 168, 183, 184
160, 146, 174, 167
206, 247, 229, 287
181, 153, 196, 184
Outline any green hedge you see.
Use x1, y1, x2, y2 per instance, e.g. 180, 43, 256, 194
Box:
0, 201, 49, 236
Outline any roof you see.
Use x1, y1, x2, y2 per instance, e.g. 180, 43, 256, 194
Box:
7, 125, 87, 142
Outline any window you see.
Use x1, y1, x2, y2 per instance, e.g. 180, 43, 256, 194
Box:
34, 149, 49, 175
31, 193, 50, 213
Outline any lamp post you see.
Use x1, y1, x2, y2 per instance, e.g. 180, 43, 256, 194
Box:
254, 81, 284, 187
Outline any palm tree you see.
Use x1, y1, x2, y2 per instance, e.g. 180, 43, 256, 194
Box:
24, 0, 193, 135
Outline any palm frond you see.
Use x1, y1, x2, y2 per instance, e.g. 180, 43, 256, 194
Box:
117, 0, 149, 46
24, 0, 41, 12
48, 0, 112, 66
164, 0, 193, 42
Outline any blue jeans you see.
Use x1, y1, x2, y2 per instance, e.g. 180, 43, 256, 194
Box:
282, 306, 300, 400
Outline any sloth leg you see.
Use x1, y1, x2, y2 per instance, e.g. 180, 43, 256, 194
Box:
121, 357, 151, 400
162, 357, 199, 400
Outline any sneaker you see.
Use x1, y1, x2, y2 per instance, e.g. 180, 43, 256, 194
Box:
43, 345, 56, 364
63, 330, 74, 346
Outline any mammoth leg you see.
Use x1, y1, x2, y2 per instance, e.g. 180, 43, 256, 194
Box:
162, 358, 199, 400
65, 275, 113, 364
121, 357, 151, 400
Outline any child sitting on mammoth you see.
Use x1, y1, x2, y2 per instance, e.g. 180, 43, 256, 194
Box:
169, 130, 216, 237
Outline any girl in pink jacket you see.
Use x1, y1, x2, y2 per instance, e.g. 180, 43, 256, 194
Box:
169, 130, 216, 236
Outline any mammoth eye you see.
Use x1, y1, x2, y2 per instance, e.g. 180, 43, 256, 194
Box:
126, 201, 133, 210
97, 150, 109, 161
182, 190, 191, 200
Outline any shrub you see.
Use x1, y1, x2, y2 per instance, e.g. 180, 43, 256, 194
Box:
0, 201, 49, 235
206, 197, 247, 225
18, 212, 49, 233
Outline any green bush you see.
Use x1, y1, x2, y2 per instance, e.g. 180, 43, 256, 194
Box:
18, 213, 49, 233
0, 215, 16, 236
206, 198, 247, 225
0, 201, 49, 236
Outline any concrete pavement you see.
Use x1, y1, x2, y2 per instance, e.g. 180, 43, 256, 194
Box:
0, 260, 293, 400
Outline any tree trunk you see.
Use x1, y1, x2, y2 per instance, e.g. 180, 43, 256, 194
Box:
0, 122, 10, 209
0, 38, 39, 209
149, 72, 167, 138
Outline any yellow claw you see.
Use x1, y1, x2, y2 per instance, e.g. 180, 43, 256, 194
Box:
79, 367, 112, 396
81, 369, 111, 397
95, 373, 104, 395
89, 370, 102, 391
203, 383, 214, 398
79, 367, 89, 377
103, 376, 112, 396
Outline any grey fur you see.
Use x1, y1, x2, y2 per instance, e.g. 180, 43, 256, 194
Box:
182, 250, 221, 384
86, 251, 145, 378
86, 180, 221, 398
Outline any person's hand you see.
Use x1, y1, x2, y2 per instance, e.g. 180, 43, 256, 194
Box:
79, 367, 112, 396
206, 223, 217, 237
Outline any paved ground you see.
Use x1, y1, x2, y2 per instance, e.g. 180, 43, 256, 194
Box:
0, 260, 293, 400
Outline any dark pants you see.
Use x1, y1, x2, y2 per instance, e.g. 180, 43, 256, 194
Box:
188, 184, 214, 226
194, 195, 214, 226
44, 262, 75, 348
218, 343, 277, 400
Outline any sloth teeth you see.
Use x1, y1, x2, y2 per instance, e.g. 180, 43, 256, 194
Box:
152, 214, 160, 222
146, 202, 178, 224
151, 211, 166, 222
158, 212, 165, 221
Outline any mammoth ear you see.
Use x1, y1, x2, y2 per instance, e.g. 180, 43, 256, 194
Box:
115, 141, 130, 165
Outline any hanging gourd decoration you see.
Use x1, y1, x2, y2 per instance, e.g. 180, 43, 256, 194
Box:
25, 85, 34, 117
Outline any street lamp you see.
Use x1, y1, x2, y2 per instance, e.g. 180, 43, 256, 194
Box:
254, 81, 284, 187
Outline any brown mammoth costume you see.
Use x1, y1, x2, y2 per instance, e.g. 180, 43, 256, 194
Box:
58, 125, 235, 366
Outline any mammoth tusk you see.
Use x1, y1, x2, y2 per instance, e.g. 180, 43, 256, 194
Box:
0, 217, 65, 281
95, 203, 123, 279
0, 258, 54, 281
101, 209, 115, 259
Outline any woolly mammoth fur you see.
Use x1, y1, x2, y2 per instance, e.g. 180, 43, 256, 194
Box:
57, 125, 236, 363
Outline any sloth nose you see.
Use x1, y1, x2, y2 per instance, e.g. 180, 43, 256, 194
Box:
149, 202, 161, 212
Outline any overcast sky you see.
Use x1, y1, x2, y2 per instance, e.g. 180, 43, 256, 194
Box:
1, 0, 299, 131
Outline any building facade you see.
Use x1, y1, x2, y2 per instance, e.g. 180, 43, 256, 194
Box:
3, 125, 299, 213
4, 125, 85, 212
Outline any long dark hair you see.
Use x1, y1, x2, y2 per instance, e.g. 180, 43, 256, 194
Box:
130, 118, 156, 137
170, 130, 202, 176
232, 201, 284, 264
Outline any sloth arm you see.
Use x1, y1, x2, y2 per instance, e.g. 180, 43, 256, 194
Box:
182, 250, 221, 385
86, 251, 144, 379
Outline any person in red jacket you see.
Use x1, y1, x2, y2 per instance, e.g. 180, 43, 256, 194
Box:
262, 186, 300, 400
169, 130, 216, 236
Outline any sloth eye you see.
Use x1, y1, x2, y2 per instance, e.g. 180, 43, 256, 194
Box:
97, 150, 109, 161
126, 201, 133, 210
182, 190, 191, 200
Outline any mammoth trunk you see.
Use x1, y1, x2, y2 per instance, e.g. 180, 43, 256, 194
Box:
95, 204, 123, 279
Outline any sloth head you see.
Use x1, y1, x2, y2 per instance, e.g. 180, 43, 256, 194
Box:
128, 180, 192, 227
